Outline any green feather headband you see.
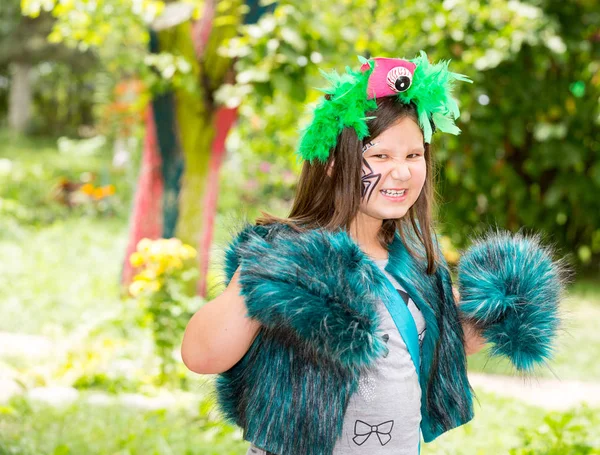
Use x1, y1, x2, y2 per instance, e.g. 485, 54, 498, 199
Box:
297, 51, 472, 163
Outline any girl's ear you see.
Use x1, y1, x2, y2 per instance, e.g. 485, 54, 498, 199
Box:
326, 159, 335, 177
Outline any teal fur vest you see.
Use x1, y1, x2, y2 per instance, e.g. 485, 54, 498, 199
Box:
215, 223, 564, 455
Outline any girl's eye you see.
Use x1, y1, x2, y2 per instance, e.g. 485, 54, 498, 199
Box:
408, 153, 422, 158
373, 154, 388, 159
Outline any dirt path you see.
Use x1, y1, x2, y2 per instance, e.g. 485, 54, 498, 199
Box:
1, 331, 599, 410
468, 372, 600, 410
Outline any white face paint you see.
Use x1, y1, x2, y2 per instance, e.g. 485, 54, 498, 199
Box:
359, 116, 427, 222
362, 141, 380, 155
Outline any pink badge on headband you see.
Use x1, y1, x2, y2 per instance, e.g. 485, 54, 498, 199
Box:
360, 57, 417, 100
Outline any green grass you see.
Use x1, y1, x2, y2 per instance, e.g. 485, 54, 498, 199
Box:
0, 130, 136, 335
0, 388, 580, 455
0, 393, 247, 455
0, 217, 128, 335
422, 390, 548, 455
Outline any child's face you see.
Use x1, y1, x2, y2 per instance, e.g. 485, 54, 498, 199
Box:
358, 116, 426, 222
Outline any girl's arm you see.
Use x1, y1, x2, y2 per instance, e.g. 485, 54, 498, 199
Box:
181, 268, 261, 374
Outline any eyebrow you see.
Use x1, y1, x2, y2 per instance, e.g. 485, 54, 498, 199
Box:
369, 147, 425, 153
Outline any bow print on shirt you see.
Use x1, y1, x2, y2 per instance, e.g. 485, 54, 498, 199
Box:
352, 419, 394, 446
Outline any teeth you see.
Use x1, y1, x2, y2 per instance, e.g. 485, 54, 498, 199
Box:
381, 189, 406, 196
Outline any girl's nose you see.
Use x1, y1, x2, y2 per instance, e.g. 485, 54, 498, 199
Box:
390, 161, 411, 181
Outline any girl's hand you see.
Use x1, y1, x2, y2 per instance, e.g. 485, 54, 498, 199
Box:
453, 285, 487, 356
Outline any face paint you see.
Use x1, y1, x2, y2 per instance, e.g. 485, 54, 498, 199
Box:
361, 141, 381, 202
361, 158, 382, 202
362, 141, 378, 154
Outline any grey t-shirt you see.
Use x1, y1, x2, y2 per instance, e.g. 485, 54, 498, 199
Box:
246, 259, 427, 455
329, 258, 426, 454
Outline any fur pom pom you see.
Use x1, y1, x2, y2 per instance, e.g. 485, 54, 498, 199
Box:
457, 231, 568, 373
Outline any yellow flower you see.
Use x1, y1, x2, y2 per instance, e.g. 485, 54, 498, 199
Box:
80, 183, 95, 195
180, 244, 197, 260
129, 280, 146, 297
136, 269, 157, 281
104, 184, 116, 196
129, 252, 145, 268
137, 238, 152, 254
165, 238, 182, 254
154, 260, 167, 276
92, 188, 105, 200
148, 281, 161, 292
169, 257, 183, 270
149, 242, 165, 261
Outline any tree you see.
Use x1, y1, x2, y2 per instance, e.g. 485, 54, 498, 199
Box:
1, 0, 95, 133
22, 0, 277, 295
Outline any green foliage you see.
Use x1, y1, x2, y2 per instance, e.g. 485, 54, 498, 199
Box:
0, 0, 21, 41
18, 0, 239, 135
422, 391, 547, 454
21, 0, 163, 56
15, 0, 599, 267
0, 130, 135, 231
220, 0, 600, 270
31, 60, 100, 136
434, 0, 600, 269
127, 237, 203, 385
0, 393, 247, 455
510, 406, 600, 454
218, 127, 298, 224
1, 0, 102, 135
9, 0, 600, 267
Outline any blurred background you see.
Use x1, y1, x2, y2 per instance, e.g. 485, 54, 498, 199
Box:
0, 0, 599, 453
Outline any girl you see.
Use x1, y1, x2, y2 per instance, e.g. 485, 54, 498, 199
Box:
181, 53, 563, 455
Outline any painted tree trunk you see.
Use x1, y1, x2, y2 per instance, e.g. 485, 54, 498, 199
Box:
122, 1, 243, 297
121, 106, 164, 286
197, 105, 238, 296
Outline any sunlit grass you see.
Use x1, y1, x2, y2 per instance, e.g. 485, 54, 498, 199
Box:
0, 388, 571, 455
0, 392, 247, 455
0, 217, 127, 336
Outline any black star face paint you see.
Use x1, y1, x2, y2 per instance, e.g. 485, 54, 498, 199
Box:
361, 141, 381, 202
361, 158, 381, 202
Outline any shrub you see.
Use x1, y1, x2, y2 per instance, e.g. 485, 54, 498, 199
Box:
510, 406, 600, 455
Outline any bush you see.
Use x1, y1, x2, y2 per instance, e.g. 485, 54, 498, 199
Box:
510, 406, 600, 455
127, 237, 203, 385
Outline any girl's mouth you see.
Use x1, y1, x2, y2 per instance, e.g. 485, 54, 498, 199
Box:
380, 188, 408, 201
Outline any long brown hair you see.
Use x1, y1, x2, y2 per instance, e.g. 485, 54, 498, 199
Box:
257, 96, 439, 274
